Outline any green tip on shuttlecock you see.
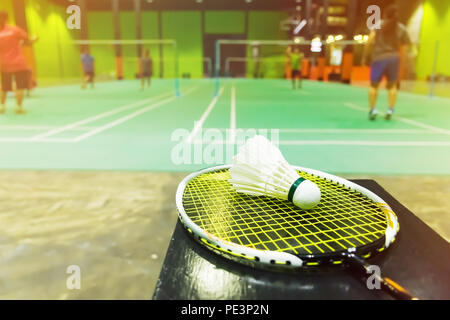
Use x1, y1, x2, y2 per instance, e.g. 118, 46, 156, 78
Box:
229, 135, 321, 210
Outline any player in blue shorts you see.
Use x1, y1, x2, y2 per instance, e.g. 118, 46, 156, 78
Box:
81, 48, 95, 89
363, 5, 411, 121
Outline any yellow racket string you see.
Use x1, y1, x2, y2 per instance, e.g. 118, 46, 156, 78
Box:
182, 169, 387, 256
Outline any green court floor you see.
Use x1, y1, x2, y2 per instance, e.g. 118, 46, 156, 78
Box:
0, 79, 449, 175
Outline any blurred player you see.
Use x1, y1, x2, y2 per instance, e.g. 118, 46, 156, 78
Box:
0, 11, 38, 114
289, 46, 304, 89
81, 48, 95, 89
363, 5, 411, 121
139, 49, 153, 90
252, 45, 261, 79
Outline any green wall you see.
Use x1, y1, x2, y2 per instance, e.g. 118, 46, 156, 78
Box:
87, 12, 115, 79
162, 11, 203, 78
247, 11, 289, 78
0, 0, 15, 24
205, 11, 245, 34
248, 11, 288, 40
87, 10, 204, 79
119, 11, 138, 79
20, 4, 290, 82
416, 0, 450, 79
26, 0, 80, 81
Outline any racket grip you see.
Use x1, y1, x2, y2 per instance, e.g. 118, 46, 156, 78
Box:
346, 254, 419, 300
381, 277, 419, 300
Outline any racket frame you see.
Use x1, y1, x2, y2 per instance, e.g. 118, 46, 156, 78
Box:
176, 164, 399, 269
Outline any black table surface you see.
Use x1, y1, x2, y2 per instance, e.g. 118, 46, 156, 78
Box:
153, 180, 450, 300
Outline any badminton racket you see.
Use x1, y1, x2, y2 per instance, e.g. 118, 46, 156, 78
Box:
176, 165, 418, 300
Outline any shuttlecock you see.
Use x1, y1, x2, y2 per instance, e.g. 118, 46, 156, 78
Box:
229, 135, 321, 210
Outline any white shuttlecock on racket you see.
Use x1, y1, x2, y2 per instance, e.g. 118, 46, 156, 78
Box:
229, 135, 321, 210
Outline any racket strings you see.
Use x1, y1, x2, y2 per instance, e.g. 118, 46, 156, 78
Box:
183, 169, 387, 256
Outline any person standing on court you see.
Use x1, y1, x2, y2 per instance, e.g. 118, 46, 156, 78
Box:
139, 49, 153, 90
288, 46, 304, 89
363, 5, 412, 121
252, 44, 261, 79
81, 48, 95, 89
0, 11, 38, 115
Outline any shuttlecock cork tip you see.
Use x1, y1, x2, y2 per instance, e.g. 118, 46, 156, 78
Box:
291, 179, 321, 210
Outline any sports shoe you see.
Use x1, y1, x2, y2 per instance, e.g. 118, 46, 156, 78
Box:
385, 108, 394, 120
369, 109, 378, 121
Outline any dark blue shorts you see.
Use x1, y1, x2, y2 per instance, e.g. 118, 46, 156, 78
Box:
370, 56, 399, 84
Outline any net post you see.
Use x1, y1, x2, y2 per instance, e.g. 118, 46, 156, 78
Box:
429, 40, 439, 98
214, 40, 221, 97
225, 58, 230, 78
173, 40, 181, 97
204, 57, 212, 78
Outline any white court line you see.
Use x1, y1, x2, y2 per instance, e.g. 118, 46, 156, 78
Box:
190, 139, 450, 147
230, 85, 236, 144
344, 102, 450, 136
209, 128, 428, 134
0, 87, 193, 143
29, 90, 175, 141
73, 86, 198, 142
0, 125, 95, 131
279, 140, 450, 147
0, 138, 76, 143
394, 117, 450, 136
278, 128, 430, 134
186, 86, 225, 143
0, 138, 35, 143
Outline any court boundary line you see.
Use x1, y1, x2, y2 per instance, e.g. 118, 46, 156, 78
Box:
210, 128, 432, 134
0, 125, 96, 131
191, 126, 449, 147
0, 138, 76, 143
230, 85, 236, 144
344, 102, 450, 136
0, 87, 197, 143
186, 86, 225, 143
190, 139, 450, 147
279, 128, 431, 134
29, 90, 175, 141
73, 86, 198, 142
279, 140, 450, 147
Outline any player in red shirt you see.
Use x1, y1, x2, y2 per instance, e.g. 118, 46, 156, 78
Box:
0, 11, 37, 114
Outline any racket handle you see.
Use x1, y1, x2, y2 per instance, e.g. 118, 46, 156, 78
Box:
381, 277, 419, 300
347, 254, 419, 300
